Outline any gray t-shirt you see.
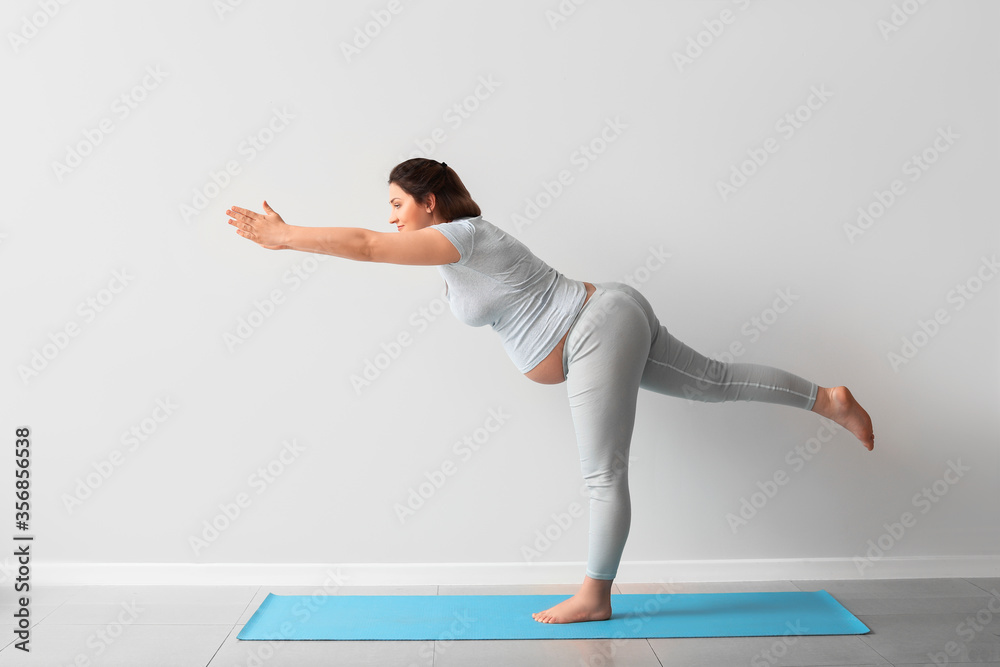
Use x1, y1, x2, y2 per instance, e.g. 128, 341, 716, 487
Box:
432, 216, 587, 373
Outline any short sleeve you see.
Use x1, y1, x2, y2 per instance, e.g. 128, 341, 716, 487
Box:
431, 219, 476, 265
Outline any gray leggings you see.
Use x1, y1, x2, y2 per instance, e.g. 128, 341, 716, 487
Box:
561, 282, 818, 580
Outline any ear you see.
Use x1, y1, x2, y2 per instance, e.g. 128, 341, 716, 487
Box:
424, 191, 436, 213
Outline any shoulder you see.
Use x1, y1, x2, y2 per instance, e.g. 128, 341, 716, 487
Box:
439, 215, 484, 230
431, 216, 486, 265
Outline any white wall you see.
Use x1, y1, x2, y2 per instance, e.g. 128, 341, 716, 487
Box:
2, 0, 997, 585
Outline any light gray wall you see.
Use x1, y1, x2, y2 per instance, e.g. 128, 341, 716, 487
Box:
3, 0, 997, 582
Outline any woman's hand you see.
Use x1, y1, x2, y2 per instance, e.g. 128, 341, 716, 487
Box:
226, 201, 291, 250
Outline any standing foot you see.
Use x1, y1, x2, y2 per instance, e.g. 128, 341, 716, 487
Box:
812, 385, 875, 451
532, 576, 613, 624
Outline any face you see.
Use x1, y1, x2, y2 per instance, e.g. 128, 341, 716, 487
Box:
388, 182, 445, 232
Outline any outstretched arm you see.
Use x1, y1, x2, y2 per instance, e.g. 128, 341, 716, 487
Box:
226, 201, 460, 265
227, 201, 370, 260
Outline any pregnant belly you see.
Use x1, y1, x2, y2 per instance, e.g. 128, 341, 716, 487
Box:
523, 282, 596, 385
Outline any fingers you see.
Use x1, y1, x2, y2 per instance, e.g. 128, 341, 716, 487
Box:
225, 211, 253, 240
226, 204, 270, 245
226, 215, 248, 231
226, 205, 259, 222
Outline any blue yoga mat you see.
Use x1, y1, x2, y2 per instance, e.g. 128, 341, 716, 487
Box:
238, 590, 868, 640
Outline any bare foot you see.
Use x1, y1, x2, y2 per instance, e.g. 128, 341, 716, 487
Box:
532, 576, 613, 624
813, 385, 875, 451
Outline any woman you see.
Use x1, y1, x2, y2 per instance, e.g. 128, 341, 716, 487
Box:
226, 157, 875, 625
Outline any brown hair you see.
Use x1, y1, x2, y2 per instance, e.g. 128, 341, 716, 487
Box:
388, 158, 481, 222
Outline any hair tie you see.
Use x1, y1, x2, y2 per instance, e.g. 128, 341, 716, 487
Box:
440, 161, 447, 170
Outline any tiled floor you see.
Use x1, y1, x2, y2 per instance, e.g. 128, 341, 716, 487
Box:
0, 577, 998, 666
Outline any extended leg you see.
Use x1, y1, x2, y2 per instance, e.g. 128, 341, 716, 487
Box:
640, 326, 818, 409
604, 281, 874, 448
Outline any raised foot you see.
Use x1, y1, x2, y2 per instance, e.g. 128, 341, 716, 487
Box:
532, 593, 612, 624
823, 386, 875, 451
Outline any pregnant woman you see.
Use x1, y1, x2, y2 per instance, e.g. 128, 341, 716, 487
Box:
226, 157, 875, 625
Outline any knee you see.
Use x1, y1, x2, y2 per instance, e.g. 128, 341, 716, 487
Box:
581, 456, 631, 496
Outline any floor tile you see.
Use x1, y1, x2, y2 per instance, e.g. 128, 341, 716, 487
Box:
60, 584, 260, 605
966, 578, 1000, 597
647, 634, 890, 666
433, 637, 662, 667
0, 604, 64, 629
39, 601, 249, 626
618, 580, 801, 594
0, 623, 230, 666
836, 594, 999, 616
857, 611, 1000, 664
211, 629, 435, 667
6, 585, 82, 606
792, 578, 989, 599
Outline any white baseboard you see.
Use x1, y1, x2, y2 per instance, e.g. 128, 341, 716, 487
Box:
14, 556, 1000, 587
